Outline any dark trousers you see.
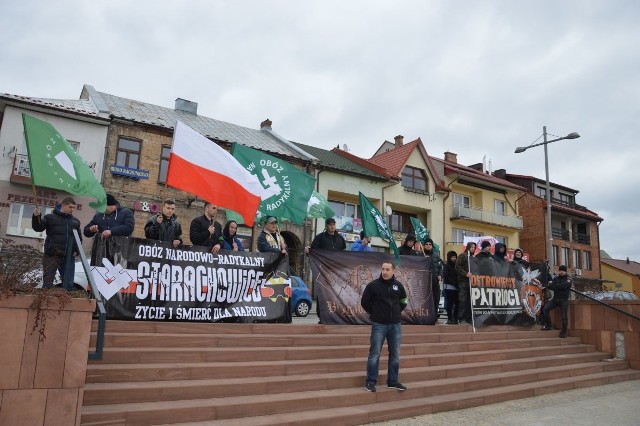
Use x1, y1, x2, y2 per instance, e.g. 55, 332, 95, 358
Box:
366, 322, 401, 385
42, 254, 75, 290
444, 289, 459, 322
542, 298, 569, 331
457, 281, 472, 323
432, 281, 441, 320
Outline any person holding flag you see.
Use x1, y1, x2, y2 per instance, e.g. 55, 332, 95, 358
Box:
257, 216, 287, 255
190, 202, 223, 253
32, 198, 82, 291
357, 192, 400, 265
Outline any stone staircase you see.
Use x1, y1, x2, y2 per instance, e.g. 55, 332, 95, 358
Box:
81, 321, 640, 425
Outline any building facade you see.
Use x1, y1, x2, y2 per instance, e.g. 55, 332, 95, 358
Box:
501, 171, 602, 278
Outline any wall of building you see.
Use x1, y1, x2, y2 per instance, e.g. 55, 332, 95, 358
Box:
0, 106, 107, 181
601, 264, 640, 296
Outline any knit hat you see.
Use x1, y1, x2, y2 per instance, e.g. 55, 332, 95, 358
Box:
424, 238, 434, 245
325, 217, 336, 225
481, 240, 492, 249
559, 265, 567, 272
106, 194, 117, 206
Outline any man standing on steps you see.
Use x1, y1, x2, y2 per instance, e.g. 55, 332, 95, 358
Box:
541, 264, 573, 338
361, 262, 408, 393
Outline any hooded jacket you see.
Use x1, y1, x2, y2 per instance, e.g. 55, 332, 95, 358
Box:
361, 274, 407, 324
512, 248, 529, 268
83, 205, 134, 237
443, 250, 459, 288
493, 243, 507, 262
221, 221, 244, 251
455, 242, 476, 281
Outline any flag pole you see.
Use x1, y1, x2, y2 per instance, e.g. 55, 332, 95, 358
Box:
31, 183, 41, 223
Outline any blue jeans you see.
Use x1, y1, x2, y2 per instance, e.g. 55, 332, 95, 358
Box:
366, 322, 401, 385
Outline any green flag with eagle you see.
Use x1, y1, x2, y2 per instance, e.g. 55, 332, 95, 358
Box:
358, 192, 400, 265
22, 114, 107, 212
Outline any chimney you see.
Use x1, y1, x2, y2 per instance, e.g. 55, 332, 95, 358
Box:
394, 135, 404, 148
493, 168, 507, 179
260, 119, 272, 130
444, 151, 458, 164
468, 163, 484, 172
175, 98, 198, 115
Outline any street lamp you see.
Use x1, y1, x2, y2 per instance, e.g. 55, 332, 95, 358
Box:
515, 126, 580, 271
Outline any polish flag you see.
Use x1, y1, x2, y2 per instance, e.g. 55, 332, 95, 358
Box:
167, 121, 262, 226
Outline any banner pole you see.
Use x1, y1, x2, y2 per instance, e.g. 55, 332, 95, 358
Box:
468, 250, 476, 333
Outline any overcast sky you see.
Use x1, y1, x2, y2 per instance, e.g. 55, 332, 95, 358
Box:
2, 1, 638, 260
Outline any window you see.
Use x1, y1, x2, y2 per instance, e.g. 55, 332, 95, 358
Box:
390, 211, 415, 233
328, 200, 356, 218
552, 245, 559, 265
562, 247, 570, 267
573, 249, 581, 269
7, 203, 54, 238
453, 193, 471, 208
494, 200, 506, 215
559, 193, 572, 204
495, 235, 508, 246
115, 137, 142, 169
537, 187, 554, 199
583, 251, 592, 270
158, 146, 171, 183
452, 228, 482, 244
401, 166, 427, 191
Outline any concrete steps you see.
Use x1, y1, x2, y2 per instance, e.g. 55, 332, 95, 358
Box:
81, 321, 640, 425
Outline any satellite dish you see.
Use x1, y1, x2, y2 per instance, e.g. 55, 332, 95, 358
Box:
385, 205, 392, 215
342, 144, 349, 152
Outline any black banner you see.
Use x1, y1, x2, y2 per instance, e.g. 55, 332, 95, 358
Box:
309, 250, 435, 325
89, 237, 291, 323
470, 256, 546, 326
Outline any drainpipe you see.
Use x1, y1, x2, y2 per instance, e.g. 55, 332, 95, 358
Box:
443, 175, 460, 250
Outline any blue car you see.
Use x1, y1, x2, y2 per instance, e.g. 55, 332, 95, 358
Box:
290, 275, 313, 317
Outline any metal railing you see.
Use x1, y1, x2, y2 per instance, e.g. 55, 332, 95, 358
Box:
552, 228, 570, 241
451, 205, 523, 229
571, 288, 640, 323
572, 232, 591, 245
72, 230, 106, 360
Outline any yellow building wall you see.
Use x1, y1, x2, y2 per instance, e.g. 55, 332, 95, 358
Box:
601, 264, 640, 296
442, 181, 521, 254
382, 149, 444, 248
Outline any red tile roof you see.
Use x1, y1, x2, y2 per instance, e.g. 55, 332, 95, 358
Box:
332, 148, 397, 179
602, 258, 640, 276
367, 138, 447, 191
431, 157, 527, 192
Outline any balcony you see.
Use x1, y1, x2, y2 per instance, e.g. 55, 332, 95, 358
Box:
552, 228, 570, 241
572, 232, 591, 245
451, 205, 523, 229
10, 154, 32, 184
551, 197, 589, 212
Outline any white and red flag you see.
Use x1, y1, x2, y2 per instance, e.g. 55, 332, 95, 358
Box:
167, 121, 262, 226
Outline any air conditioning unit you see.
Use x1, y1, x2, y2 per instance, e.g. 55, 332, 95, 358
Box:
575, 269, 582, 276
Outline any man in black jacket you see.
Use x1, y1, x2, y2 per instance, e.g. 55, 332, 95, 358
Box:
361, 262, 408, 393
189, 202, 222, 253
144, 199, 183, 248
306, 218, 346, 253
32, 197, 82, 290
541, 264, 573, 338
83, 194, 134, 239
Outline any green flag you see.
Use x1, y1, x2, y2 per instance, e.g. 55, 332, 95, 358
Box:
357, 192, 400, 265
22, 114, 107, 212
307, 191, 335, 219
231, 143, 315, 225
410, 217, 429, 243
